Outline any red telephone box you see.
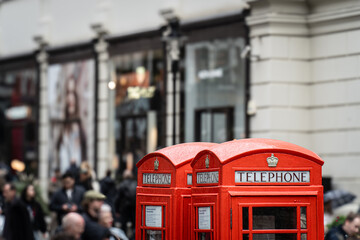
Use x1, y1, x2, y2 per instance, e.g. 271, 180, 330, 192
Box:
191, 138, 324, 240
135, 142, 217, 240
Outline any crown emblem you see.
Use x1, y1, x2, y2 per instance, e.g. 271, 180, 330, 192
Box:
154, 158, 159, 170
267, 154, 278, 167
205, 155, 210, 168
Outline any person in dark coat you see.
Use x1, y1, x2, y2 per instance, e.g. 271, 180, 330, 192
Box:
100, 169, 116, 208
81, 190, 111, 240
325, 212, 360, 240
2, 182, 34, 240
50, 172, 85, 225
20, 184, 47, 239
114, 169, 136, 237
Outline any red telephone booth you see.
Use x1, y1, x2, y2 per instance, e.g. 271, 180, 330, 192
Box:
191, 138, 324, 240
135, 142, 217, 240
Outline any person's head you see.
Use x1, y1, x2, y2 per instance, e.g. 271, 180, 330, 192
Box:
54, 168, 61, 178
21, 184, 36, 202
343, 212, 360, 236
2, 183, 17, 202
82, 190, 106, 218
105, 169, 111, 178
62, 172, 75, 190
98, 204, 113, 228
62, 212, 85, 240
79, 161, 92, 181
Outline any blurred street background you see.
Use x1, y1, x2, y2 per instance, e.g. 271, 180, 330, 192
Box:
0, 0, 360, 239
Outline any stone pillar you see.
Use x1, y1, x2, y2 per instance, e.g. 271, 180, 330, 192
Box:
93, 34, 111, 179
36, 47, 49, 201
246, 0, 312, 148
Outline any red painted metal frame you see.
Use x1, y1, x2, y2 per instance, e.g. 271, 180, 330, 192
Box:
190, 139, 324, 240
136, 142, 217, 240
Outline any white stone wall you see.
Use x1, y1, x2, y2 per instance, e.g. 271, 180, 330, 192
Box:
308, 0, 360, 199
248, 0, 360, 203
247, 0, 312, 149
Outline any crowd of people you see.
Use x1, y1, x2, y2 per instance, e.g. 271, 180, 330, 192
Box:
0, 161, 137, 240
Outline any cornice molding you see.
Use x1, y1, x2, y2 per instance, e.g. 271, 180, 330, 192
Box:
247, 1, 360, 36
308, 5, 360, 24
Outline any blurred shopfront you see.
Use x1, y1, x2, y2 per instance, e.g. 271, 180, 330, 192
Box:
0, 12, 248, 183
0, 56, 39, 176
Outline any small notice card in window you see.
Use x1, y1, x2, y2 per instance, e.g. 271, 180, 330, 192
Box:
145, 206, 162, 227
198, 207, 211, 230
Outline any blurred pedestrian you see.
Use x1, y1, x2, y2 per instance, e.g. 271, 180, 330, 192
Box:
325, 212, 360, 240
49, 172, 85, 225
21, 184, 47, 240
100, 170, 116, 209
48, 168, 62, 199
81, 190, 111, 240
51, 232, 76, 240
78, 162, 99, 191
114, 169, 136, 237
53, 212, 84, 240
2, 182, 34, 240
99, 203, 128, 240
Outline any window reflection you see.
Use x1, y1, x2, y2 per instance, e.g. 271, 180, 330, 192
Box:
185, 38, 246, 142
253, 207, 297, 229
145, 230, 162, 240
111, 50, 165, 178
301, 207, 307, 229
253, 233, 297, 240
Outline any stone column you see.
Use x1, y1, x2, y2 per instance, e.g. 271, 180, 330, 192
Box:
246, 0, 311, 148
36, 46, 49, 201
93, 33, 111, 179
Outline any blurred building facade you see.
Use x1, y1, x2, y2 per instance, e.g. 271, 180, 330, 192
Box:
0, 0, 359, 203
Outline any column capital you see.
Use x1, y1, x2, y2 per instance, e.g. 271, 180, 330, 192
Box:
246, 0, 309, 37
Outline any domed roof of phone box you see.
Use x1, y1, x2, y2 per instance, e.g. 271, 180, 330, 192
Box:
137, 142, 218, 168
191, 138, 323, 166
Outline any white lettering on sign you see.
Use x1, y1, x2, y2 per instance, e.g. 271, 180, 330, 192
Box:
198, 207, 211, 230
197, 171, 219, 184
235, 171, 310, 183
143, 173, 171, 185
145, 206, 162, 227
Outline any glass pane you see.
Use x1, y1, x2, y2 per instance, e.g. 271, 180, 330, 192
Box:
200, 113, 211, 142
301, 233, 307, 240
185, 38, 246, 142
145, 230, 162, 240
253, 207, 297, 229
213, 113, 226, 143
253, 234, 297, 240
300, 207, 307, 229
243, 207, 249, 230
112, 49, 165, 178
243, 234, 249, 240
198, 232, 212, 240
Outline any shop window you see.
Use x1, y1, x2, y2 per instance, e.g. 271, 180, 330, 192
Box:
47, 60, 95, 174
111, 49, 165, 179
185, 38, 246, 142
0, 68, 38, 170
